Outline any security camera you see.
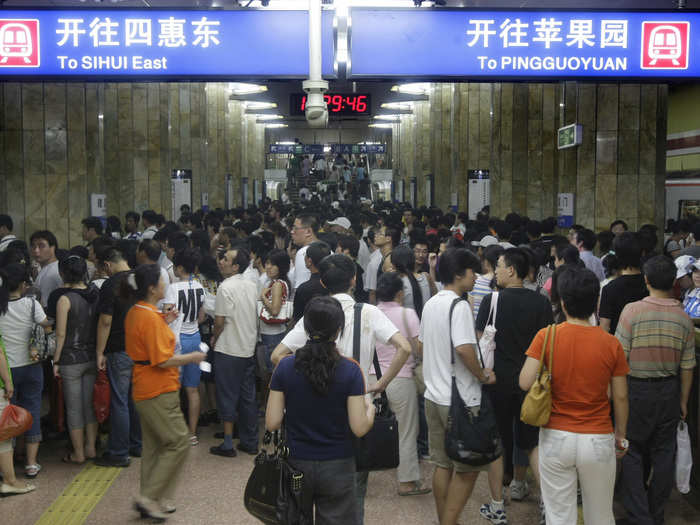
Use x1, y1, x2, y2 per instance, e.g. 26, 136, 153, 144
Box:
302, 79, 328, 128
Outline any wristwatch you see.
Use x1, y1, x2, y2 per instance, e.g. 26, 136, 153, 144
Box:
616, 438, 629, 450
480, 371, 490, 383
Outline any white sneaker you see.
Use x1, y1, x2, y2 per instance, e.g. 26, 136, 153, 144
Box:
479, 503, 508, 525
510, 479, 530, 501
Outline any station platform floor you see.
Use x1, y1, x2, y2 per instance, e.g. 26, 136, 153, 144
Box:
3, 428, 700, 525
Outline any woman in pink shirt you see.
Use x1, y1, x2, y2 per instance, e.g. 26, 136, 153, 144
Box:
373, 272, 430, 497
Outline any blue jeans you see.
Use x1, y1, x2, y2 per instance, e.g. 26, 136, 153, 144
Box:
214, 353, 258, 450
289, 457, 357, 525
10, 363, 43, 442
105, 352, 142, 459
260, 332, 285, 373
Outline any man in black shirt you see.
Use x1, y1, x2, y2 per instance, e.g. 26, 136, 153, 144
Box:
292, 241, 331, 322
475, 248, 553, 525
93, 246, 141, 467
336, 234, 369, 303
599, 232, 648, 334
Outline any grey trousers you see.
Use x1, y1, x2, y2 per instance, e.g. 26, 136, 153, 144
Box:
385, 377, 420, 483
60, 360, 97, 430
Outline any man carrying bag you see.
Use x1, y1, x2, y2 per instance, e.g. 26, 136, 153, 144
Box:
418, 248, 497, 525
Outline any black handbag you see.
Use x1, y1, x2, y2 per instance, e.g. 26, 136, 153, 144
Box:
352, 303, 400, 472
244, 430, 311, 525
444, 298, 503, 467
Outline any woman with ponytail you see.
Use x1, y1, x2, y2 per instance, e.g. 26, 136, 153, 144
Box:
390, 245, 432, 319
122, 264, 205, 521
266, 296, 375, 525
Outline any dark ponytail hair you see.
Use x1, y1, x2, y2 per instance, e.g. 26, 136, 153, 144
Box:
294, 296, 344, 396
58, 255, 88, 285
119, 264, 162, 303
0, 263, 31, 315
391, 245, 424, 318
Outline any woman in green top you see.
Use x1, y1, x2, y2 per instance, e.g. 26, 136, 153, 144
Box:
0, 336, 36, 496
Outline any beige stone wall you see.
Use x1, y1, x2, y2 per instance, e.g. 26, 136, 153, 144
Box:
0, 82, 264, 248
394, 82, 667, 232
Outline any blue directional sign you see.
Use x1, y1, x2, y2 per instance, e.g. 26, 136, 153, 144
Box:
0, 9, 336, 78
349, 9, 700, 79
331, 144, 386, 154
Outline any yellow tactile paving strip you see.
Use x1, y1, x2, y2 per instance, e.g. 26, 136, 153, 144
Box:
34, 464, 122, 525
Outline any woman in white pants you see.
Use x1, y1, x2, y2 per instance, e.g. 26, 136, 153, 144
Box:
520, 267, 630, 525
372, 272, 430, 496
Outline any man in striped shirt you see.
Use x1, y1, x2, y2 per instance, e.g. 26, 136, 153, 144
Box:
615, 255, 696, 525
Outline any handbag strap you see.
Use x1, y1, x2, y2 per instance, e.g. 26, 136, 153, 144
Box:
537, 324, 555, 377
486, 291, 498, 327
354, 302, 384, 393
449, 297, 484, 373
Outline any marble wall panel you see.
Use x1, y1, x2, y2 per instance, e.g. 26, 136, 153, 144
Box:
596, 84, 619, 132
595, 173, 617, 231
118, 84, 134, 218
616, 174, 639, 228
498, 83, 514, 218
22, 84, 43, 131
24, 173, 46, 237
84, 84, 101, 198
159, 83, 171, 219
147, 83, 161, 211
489, 84, 502, 217
103, 84, 120, 217
467, 84, 480, 168
619, 84, 641, 131
67, 85, 87, 246
4, 83, 21, 130
542, 84, 556, 218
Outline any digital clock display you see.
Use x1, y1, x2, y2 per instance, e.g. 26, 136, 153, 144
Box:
290, 93, 371, 117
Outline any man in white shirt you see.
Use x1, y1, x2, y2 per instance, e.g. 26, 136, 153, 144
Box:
124, 211, 142, 241
290, 213, 319, 290
365, 225, 400, 305
210, 247, 259, 458
140, 210, 159, 240
30, 230, 64, 308
272, 254, 412, 525
418, 247, 496, 525
0, 214, 17, 252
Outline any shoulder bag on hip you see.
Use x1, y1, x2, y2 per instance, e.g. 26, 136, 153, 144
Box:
258, 281, 292, 325
28, 297, 54, 361
445, 297, 503, 466
352, 302, 400, 472
520, 324, 555, 427
243, 429, 311, 525
477, 292, 498, 370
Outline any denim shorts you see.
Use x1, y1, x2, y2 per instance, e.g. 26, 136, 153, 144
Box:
11, 363, 44, 442
180, 332, 202, 388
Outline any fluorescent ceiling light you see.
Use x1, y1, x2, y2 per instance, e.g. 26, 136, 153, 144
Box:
276, 141, 296, 145
255, 114, 284, 121
245, 101, 277, 110
381, 102, 414, 110
391, 83, 431, 95
265, 123, 288, 128
369, 123, 394, 129
374, 115, 401, 121
228, 83, 267, 95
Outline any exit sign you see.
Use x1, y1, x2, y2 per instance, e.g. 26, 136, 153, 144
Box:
558, 123, 583, 150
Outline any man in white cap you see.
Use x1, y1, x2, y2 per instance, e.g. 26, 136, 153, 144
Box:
471, 234, 499, 257
327, 217, 351, 234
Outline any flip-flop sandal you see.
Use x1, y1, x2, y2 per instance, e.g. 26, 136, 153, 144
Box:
398, 482, 431, 496
62, 453, 84, 465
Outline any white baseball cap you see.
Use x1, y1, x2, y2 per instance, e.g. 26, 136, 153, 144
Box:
327, 217, 351, 230
675, 255, 698, 280
471, 235, 499, 248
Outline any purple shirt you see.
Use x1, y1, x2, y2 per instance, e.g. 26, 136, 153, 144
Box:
374, 301, 419, 378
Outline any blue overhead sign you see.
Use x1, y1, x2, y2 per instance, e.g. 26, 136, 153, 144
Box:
349, 9, 700, 79
0, 9, 336, 78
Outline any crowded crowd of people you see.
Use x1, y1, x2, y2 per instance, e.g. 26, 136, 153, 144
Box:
0, 199, 696, 525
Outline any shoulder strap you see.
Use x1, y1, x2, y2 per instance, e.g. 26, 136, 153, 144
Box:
486, 291, 498, 326
353, 302, 362, 363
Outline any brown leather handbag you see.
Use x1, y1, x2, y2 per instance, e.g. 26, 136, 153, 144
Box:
520, 324, 555, 427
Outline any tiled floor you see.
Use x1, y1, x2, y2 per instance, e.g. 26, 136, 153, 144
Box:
3, 429, 699, 525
